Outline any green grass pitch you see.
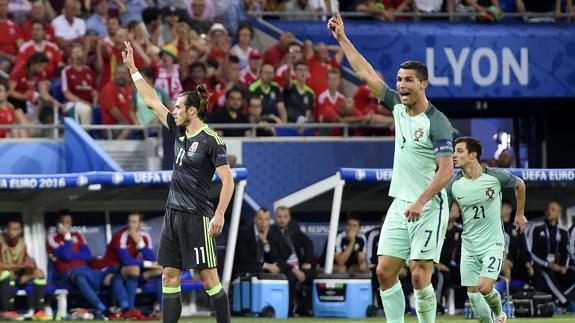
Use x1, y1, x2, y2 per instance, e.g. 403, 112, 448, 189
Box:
60, 314, 575, 323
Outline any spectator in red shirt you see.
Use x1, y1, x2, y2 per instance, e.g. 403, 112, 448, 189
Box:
8, 53, 61, 127
0, 0, 23, 72
100, 64, 134, 139
182, 61, 208, 92
275, 42, 304, 89
105, 212, 162, 315
304, 41, 344, 96
16, 21, 63, 79
0, 82, 27, 138
97, 28, 149, 89
207, 23, 231, 63
210, 55, 244, 111
21, 0, 56, 43
264, 31, 294, 69
239, 49, 262, 87
61, 44, 98, 124
317, 68, 345, 124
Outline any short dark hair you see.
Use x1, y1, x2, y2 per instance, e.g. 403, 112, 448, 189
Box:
206, 57, 219, 69
58, 209, 72, 223
226, 86, 244, 99
31, 20, 45, 29
107, 16, 121, 24
190, 61, 207, 73
27, 52, 49, 68
347, 214, 361, 225
399, 60, 428, 82
142, 7, 161, 25
288, 42, 302, 51
294, 60, 308, 69
179, 84, 210, 120
128, 211, 144, 221
140, 67, 155, 80
7, 219, 22, 227
235, 23, 254, 41
455, 136, 483, 160
247, 94, 262, 106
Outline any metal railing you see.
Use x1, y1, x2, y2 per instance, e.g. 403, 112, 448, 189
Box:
208, 122, 392, 138
0, 123, 393, 140
248, 10, 575, 21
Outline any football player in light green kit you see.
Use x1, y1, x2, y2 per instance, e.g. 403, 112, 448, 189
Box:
447, 137, 528, 323
328, 12, 454, 323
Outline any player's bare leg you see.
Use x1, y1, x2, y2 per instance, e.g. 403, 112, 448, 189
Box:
410, 260, 437, 323
162, 267, 182, 323
376, 255, 405, 323
199, 268, 230, 323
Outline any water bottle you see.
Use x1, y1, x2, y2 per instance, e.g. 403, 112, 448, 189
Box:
502, 300, 514, 318
464, 301, 474, 319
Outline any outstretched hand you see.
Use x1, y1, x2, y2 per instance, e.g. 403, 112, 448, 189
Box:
327, 11, 345, 41
121, 41, 137, 73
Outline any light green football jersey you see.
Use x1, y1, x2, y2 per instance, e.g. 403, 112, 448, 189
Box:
447, 168, 517, 256
379, 84, 454, 205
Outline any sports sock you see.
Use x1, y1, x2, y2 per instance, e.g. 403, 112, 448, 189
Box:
379, 281, 405, 323
0, 271, 11, 311
33, 278, 47, 311
206, 283, 230, 323
7, 280, 15, 311
111, 274, 130, 310
74, 274, 106, 312
155, 277, 162, 307
482, 288, 503, 317
125, 275, 139, 308
468, 292, 493, 323
414, 284, 437, 323
162, 286, 182, 323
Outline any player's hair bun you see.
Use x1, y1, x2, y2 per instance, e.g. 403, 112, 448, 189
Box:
196, 84, 210, 100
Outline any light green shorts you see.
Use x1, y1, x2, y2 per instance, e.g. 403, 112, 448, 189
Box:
377, 198, 449, 263
460, 249, 505, 286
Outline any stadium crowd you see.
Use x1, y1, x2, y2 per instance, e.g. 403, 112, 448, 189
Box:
0, 0, 572, 139
1, 201, 575, 319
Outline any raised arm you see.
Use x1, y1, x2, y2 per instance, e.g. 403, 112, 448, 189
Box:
327, 11, 385, 99
122, 41, 170, 128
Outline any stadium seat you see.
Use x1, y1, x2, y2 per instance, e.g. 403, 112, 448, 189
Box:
275, 128, 300, 136
50, 78, 64, 103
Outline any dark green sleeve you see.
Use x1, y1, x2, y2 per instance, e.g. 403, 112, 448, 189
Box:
428, 110, 454, 157
378, 84, 400, 112
487, 168, 517, 189
445, 173, 460, 210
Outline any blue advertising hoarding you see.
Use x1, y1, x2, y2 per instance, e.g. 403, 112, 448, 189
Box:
266, 21, 575, 98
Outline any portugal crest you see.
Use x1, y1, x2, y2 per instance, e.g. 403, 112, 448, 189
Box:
414, 128, 424, 141
486, 187, 495, 199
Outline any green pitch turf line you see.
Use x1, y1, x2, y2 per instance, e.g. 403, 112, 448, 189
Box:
61, 313, 575, 323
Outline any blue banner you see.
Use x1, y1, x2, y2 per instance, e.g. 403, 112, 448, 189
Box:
339, 168, 575, 183
0, 168, 248, 190
266, 21, 575, 98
